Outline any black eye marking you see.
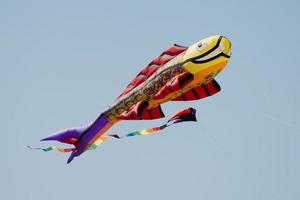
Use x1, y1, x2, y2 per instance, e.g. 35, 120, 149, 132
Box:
197, 43, 202, 48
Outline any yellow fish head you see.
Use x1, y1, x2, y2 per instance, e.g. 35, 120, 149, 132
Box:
182, 35, 231, 75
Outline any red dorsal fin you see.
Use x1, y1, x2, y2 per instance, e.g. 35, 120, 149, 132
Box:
118, 101, 165, 120
172, 79, 221, 101
116, 44, 188, 100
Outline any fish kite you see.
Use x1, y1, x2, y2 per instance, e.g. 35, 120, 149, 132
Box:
33, 35, 231, 163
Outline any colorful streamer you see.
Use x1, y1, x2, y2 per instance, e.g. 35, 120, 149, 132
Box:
27, 145, 74, 153
29, 108, 197, 154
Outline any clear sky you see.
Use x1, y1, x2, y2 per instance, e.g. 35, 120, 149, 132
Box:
1, 0, 300, 199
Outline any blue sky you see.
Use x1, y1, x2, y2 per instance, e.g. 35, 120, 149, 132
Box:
1, 0, 300, 199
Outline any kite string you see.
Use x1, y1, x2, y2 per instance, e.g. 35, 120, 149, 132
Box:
200, 125, 232, 157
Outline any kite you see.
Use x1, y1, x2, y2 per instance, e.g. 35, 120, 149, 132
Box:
33, 35, 231, 163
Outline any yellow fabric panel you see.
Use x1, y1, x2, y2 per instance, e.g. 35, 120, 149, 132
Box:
182, 56, 228, 74
182, 36, 220, 62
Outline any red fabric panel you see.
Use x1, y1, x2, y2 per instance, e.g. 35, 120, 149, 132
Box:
183, 90, 197, 100
130, 76, 146, 86
172, 79, 221, 101
205, 80, 221, 95
116, 45, 188, 99
148, 105, 165, 119
168, 107, 194, 122
61, 137, 78, 144
118, 101, 165, 120
154, 72, 193, 100
195, 86, 208, 98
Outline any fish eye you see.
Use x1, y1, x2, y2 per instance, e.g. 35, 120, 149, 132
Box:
197, 42, 206, 50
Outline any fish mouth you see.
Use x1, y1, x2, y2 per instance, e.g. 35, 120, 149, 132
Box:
191, 36, 231, 64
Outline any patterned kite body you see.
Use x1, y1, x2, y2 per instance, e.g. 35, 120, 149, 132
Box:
36, 35, 231, 163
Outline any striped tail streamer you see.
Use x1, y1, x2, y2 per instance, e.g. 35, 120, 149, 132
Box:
28, 107, 197, 153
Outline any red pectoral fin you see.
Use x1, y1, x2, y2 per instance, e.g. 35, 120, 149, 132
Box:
172, 79, 221, 101
118, 101, 165, 120
154, 72, 194, 100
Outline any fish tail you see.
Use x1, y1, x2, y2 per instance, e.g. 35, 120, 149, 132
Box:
67, 113, 115, 164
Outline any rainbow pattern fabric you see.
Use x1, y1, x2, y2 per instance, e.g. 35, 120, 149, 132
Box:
28, 145, 73, 153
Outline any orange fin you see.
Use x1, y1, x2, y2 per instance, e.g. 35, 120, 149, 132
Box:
172, 79, 221, 101
118, 101, 165, 120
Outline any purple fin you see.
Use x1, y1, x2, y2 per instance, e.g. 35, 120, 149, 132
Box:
41, 126, 89, 144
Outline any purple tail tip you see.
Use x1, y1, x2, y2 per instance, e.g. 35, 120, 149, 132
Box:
41, 134, 59, 142
67, 154, 75, 164
67, 148, 83, 164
